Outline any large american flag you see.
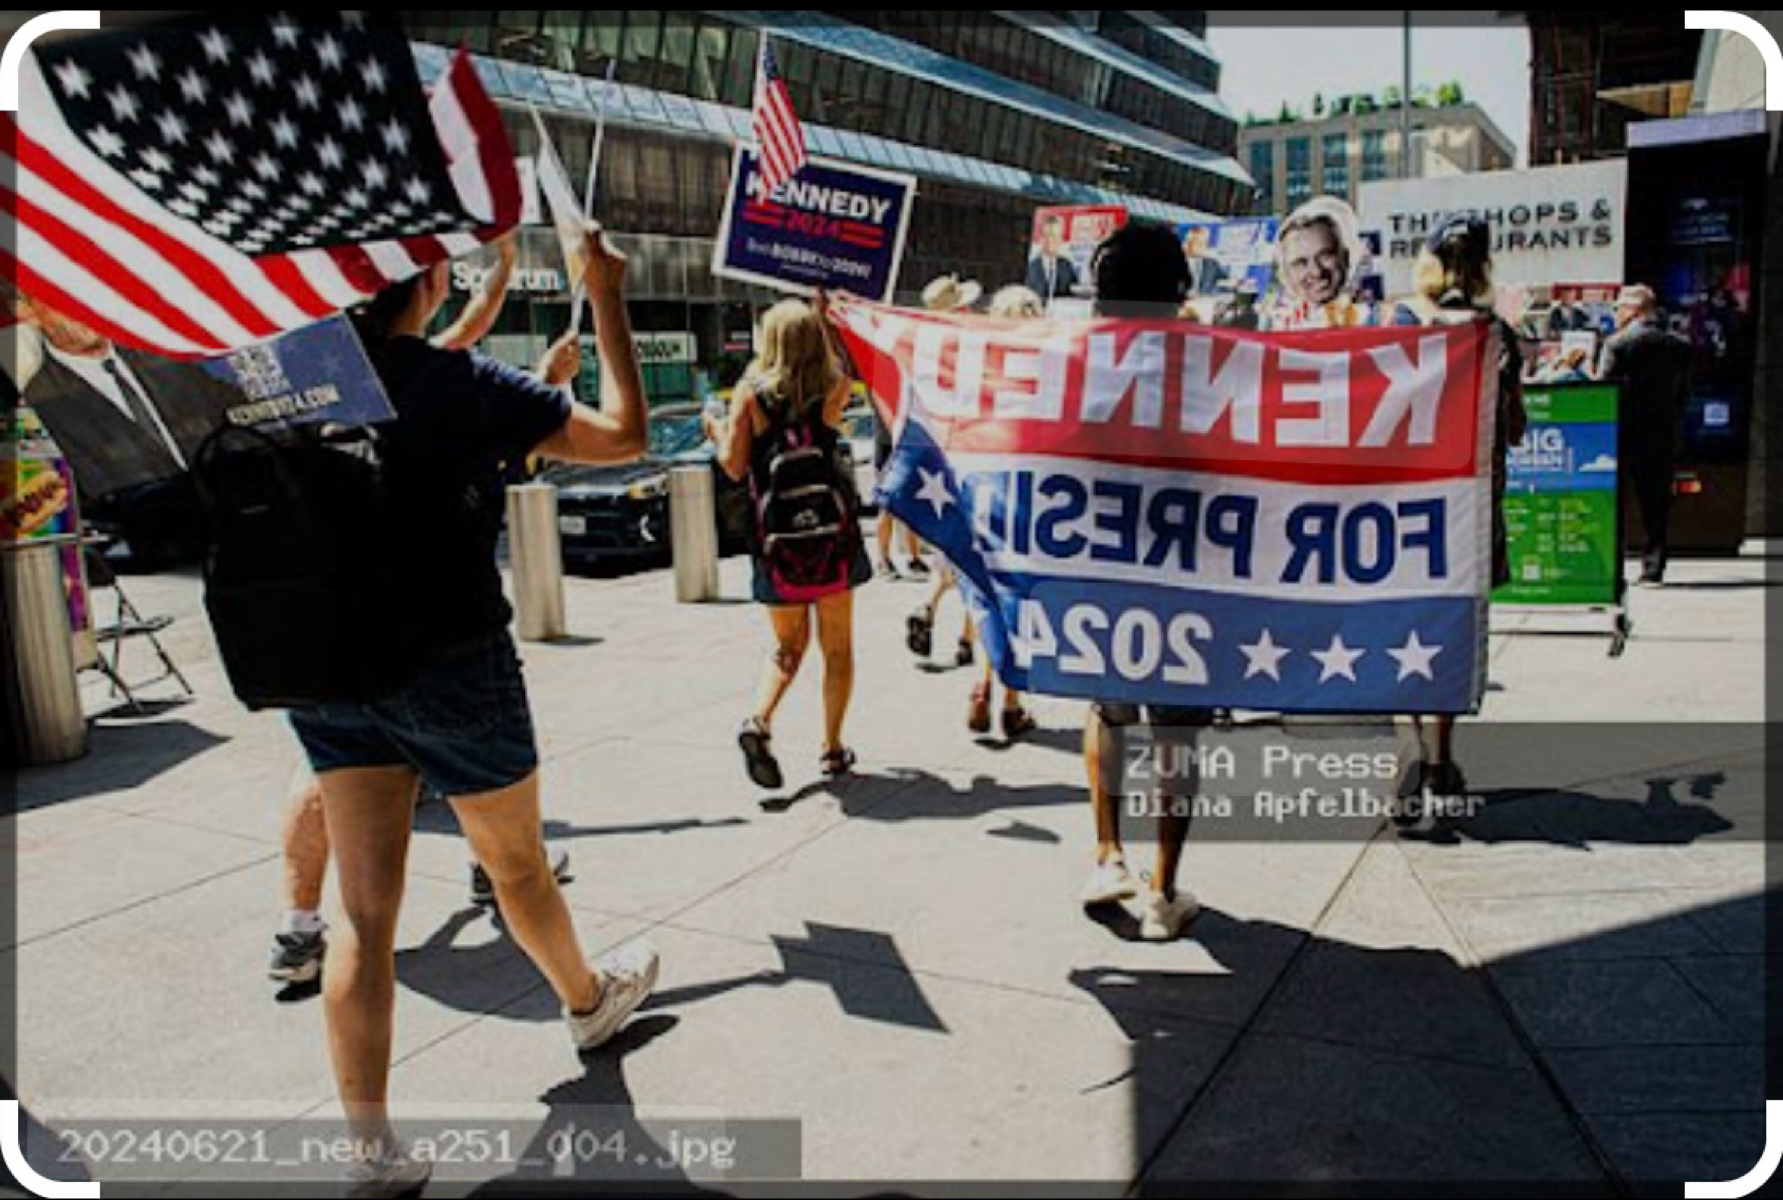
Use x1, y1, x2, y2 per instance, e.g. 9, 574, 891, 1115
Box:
2, 12, 519, 359
751, 37, 807, 195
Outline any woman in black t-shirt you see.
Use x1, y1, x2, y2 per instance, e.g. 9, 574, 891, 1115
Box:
287, 226, 659, 1188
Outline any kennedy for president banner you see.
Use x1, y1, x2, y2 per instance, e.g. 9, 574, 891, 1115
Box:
830, 299, 1498, 714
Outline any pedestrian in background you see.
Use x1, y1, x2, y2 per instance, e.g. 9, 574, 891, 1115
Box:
1390, 215, 1528, 804
1599, 283, 1691, 586
710, 298, 871, 788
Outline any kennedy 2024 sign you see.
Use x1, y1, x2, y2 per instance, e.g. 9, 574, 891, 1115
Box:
831, 300, 1498, 714
713, 146, 916, 303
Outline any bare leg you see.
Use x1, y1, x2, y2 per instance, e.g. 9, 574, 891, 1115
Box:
1084, 709, 1125, 867
448, 773, 597, 1014
1430, 715, 1456, 766
876, 514, 894, 569
814, 589, 856, 754
903, 522, 923, 565
282, 768, 329, 915
754, 605, 811, 733
314, 766, 420, 1149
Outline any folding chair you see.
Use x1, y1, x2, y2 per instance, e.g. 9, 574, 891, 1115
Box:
82, 546, 193, 712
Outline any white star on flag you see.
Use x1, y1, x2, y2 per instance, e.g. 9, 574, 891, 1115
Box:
1388, 632, 1442, 682
1239, 629, 1290, 681
1312, 635, 1365, 683
914, 467, 955, 520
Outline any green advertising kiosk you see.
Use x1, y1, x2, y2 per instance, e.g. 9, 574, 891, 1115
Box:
1494, 381, 1630, 655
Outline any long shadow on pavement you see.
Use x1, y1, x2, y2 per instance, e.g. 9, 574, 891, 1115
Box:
466, 1015, 737, 1197
10, 719, 227, 812
1077, 892, 1770, 1194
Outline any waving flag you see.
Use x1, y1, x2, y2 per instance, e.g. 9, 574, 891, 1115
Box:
751, 37, 807, 194
2, 12, 520, 359
831, 298, 1497, 714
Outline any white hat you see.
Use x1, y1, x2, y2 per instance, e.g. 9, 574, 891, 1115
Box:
921, 274, 983, 312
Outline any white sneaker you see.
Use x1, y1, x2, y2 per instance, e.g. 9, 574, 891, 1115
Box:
1139, 890, 1201, 941
1081, 861, 1139, 906
566, 941, 660, 1052
344, 1138, 431, 1199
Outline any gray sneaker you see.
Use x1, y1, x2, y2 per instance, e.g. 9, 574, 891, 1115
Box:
268, 930, 326, 984
566, 941, 660, 1053
343, 1137, 431, 1198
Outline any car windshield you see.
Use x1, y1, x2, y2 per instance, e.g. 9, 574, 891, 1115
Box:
841, 406, 878, 441
649, 413, 708, 457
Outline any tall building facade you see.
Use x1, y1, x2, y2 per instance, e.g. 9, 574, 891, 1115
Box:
1238, 103, 1516, 215
399, 11, 1252, 390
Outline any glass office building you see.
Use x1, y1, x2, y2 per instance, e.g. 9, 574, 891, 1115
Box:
401, 11, 1251, 394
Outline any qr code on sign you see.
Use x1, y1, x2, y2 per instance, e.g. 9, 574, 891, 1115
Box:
226, 344, 292, 402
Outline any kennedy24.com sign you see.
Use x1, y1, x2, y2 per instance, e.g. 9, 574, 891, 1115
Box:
831, 300, 1497, 714
713, 146, 916, 303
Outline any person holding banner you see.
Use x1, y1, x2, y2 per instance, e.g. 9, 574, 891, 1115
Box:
906, 284, 1042, 739
288, 223, 658, 1190
1390, 215, 1527, 805
1077, 223, 1208, 942
709, 298, 872, 787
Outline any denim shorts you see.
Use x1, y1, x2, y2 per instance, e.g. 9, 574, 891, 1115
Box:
289, 632, 538, 797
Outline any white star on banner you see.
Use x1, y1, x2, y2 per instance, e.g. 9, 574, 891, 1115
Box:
1311, 635, 1365, 683
1388, 632, 1442, 682
198, 27, 231, 63
914, 467, 955, 520
1239, 629, 1290, 681
53, 59, 91, 99
107, 85, 138, 123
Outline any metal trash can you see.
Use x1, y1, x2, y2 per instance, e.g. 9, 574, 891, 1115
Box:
669, 465, 719, 603
506, 483, 566, 642
2, 541, 87, 765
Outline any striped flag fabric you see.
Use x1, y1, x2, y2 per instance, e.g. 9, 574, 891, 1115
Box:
751, 36, 807, 194
1, 12, 520, 359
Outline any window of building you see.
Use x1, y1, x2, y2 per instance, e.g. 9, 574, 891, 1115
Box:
721, 24, 757, 108
1285, 137, 1311, 207
1361, 129, 1389, 181
1321, 132, 1349, 197
1248, 139, 1275, 200
689, 21, 728, 103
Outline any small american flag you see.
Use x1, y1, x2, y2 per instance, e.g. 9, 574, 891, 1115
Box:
2, 12, 520, 359
751, 37, 807, 195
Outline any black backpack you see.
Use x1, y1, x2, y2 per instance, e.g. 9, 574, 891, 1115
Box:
192, 423, 424, 709
751, 397, 859, 603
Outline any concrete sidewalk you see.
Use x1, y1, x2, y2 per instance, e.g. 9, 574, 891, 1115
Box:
4, 547, 1772, 1195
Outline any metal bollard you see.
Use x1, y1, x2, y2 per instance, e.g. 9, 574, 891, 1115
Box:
669, 465, 719, 603
506, 483, 567, 642
1, 542, 87, 765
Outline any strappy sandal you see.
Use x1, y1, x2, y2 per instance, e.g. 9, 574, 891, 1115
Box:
954, 638, 975, 668
906, 608, 934, 658
820, 746, 857, 778
738, 718, 784, 790
1001, 704, 1038, 740
967, 681, 993, 733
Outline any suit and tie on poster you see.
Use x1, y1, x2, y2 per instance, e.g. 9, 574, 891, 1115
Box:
5, 289, 394, 570
1025, 205, 1126, 316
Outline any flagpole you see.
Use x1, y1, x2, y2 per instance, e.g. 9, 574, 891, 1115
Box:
569, 60, 618, 335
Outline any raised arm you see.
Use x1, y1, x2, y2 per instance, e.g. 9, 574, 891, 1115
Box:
533, 225, 649, 465
432, 230, 517, 351
707, 387, 759, 482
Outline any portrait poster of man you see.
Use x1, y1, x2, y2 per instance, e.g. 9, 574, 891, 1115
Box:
1025, 205, 1127, 314
5, 289, 393, 566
